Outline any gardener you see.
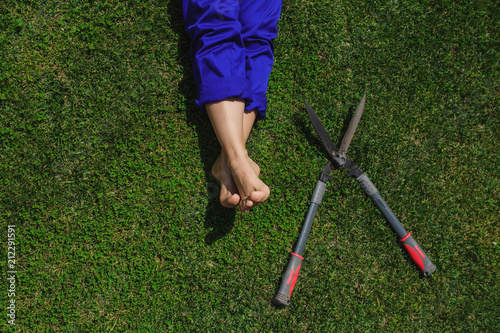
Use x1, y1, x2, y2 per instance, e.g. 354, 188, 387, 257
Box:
183, 0, 282, 212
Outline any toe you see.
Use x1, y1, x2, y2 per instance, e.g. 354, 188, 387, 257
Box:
226, 193, 240, 207
220, 190, 240, 208
245, 198, 254, 208
249, 188, 270, 204
239, 198, 254, 212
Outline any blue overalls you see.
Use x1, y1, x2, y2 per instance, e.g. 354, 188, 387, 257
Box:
183, 0, 282, 121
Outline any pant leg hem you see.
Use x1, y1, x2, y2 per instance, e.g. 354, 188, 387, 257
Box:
245, 92, 267, 121
196, 77, 253, 109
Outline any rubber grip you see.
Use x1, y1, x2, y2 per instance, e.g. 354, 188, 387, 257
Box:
273, 253, 303, 306
400, 233, 436, 276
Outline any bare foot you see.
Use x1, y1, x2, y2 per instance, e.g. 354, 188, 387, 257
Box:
211, 154, 240, 208
226, 153, 270, 212
211, 153, 261, 208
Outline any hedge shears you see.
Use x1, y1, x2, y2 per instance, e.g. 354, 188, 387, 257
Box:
273, 94, 436, 306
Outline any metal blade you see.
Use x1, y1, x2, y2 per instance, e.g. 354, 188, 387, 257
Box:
305, 100, 338, 158
338, 92, 366, 156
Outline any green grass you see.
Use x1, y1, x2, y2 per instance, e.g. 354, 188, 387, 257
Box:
1, 0, 499, 331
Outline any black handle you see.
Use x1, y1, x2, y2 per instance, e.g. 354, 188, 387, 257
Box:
356, 173, 436, 275
273, 178, 327, 306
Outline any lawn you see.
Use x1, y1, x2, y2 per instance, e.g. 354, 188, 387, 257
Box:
1, 0, 499, 331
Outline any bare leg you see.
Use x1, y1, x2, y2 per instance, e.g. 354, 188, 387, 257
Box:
207, 99, 269, 211
242, 109, 261, 175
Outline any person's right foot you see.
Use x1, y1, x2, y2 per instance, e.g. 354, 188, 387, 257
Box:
226, 153, 270, 212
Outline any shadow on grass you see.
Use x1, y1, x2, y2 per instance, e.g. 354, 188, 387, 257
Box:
168, 1, 236, 244
293, 107, 330, 160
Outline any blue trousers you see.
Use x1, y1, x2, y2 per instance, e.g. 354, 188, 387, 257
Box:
183, 0, 282, 121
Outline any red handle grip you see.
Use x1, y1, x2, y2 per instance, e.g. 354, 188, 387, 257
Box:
273, 253, 303, 306
400, 233, 436, 276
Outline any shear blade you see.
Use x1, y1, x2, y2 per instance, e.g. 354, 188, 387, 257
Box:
339, 92, 366, 156
305, 100, 338, 158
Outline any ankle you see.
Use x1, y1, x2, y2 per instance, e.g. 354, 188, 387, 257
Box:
223, 149, 249, 166
226, 155, 253, 174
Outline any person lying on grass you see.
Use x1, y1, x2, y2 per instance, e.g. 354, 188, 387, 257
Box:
183, 0, 282, 212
